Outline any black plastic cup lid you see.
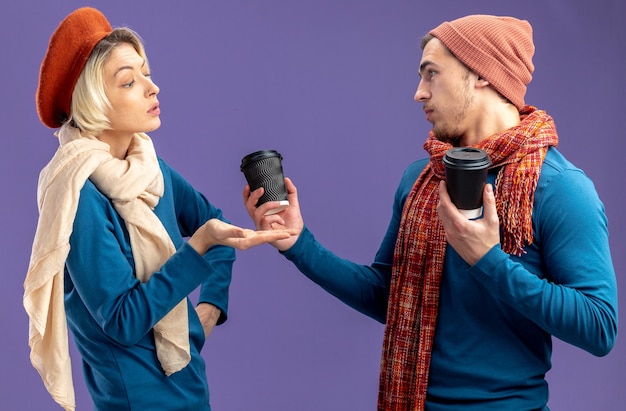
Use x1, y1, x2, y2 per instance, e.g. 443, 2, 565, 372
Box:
240, 150, 283, 171
443, 147, 491, 170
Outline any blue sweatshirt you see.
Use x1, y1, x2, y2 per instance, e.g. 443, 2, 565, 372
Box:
282, 147, 617, 410
64, 159, 233, 411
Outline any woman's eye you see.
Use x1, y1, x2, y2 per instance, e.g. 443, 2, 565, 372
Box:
123, 79, 136, 88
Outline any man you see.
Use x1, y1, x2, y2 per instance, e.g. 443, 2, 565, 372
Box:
243, 15, 617, 410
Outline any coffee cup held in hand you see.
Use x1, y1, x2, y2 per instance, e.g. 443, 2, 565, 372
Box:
241, 150, 289, 215
443, 147, 491, 219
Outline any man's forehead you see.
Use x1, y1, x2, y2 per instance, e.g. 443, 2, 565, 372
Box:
420, 38, 457, 67
421, 38, 449, 59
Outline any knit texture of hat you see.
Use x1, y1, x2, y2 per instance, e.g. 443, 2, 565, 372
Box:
36, 7, 113, 128
430, 15, 534, 110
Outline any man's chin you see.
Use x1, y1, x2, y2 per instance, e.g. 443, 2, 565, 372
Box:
433, 130, 461, 145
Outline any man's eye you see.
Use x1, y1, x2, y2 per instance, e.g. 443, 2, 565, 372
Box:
428, 70, 436, 79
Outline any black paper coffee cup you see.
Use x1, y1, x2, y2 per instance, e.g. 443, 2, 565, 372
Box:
241, 150, 289, 215
443, 147, 491, 219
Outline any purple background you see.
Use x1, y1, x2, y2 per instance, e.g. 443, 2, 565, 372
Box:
1, 1, 624, 410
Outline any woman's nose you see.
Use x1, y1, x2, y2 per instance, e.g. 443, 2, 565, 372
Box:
146, 77, 159, 96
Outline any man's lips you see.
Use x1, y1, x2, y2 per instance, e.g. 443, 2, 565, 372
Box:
423, 107, 433, 120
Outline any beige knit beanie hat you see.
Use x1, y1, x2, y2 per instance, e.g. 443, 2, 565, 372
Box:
430, 15, 534, 110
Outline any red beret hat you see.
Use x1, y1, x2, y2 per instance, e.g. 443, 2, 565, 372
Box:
36, 7, 113, 128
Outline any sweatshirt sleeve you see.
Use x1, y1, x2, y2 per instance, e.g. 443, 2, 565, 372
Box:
279, 160, 426, 323
66, 183, 221, 346
166, 163, 234, 324
281, 227, 391, 323
469, 168, 618, 356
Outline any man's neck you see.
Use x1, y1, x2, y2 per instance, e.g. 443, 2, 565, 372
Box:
461, 102, 521, 146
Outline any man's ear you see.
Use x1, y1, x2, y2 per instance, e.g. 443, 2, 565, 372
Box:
476, 76, 490, 88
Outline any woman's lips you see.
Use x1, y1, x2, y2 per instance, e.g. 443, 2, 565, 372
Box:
148, 103, 160, 116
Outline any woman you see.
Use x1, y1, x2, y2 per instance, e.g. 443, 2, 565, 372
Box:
23, 7, 292, 411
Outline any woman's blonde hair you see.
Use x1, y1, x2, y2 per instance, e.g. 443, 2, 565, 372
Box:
70, 27, 148, 136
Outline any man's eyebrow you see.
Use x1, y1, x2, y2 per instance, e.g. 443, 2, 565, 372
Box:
114, 59, 146, 77
419, 60, 434, 76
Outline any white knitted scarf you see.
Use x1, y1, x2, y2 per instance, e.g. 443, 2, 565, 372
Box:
23, 124, 190, 411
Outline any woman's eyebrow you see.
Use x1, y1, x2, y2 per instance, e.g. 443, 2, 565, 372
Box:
114, 59, 146, 77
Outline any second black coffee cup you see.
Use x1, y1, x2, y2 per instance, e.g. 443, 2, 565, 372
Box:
241, 150, 289, 215
443, 147, 491, 219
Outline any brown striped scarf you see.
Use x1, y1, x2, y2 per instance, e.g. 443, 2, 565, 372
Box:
378, 106, 559, 410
